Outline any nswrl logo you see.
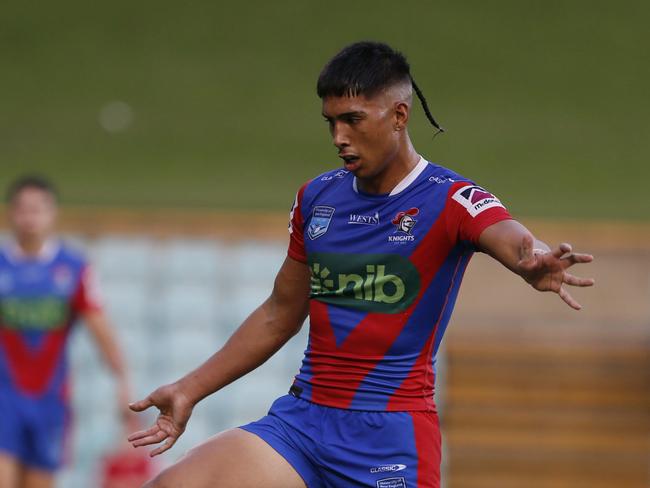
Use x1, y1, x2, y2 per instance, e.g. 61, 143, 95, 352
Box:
309, 252, 420, 313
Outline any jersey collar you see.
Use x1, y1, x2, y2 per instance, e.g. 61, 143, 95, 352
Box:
352, 156, 429, 197
3, 239, 60, 264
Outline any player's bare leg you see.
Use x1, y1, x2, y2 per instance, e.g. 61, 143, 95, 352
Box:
0, 453, 21, 488
143, 428, 306, 488
22, 467, 54, 488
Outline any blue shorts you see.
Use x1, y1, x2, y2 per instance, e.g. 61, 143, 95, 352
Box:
0, 388, 69, 471
240, 394, 441, 488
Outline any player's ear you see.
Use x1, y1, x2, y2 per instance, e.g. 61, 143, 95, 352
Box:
394, 101, 409, 131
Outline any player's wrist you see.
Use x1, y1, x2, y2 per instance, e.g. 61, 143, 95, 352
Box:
175, 375, 206, 407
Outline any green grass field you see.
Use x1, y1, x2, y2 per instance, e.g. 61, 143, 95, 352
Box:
1, 1, 648, 219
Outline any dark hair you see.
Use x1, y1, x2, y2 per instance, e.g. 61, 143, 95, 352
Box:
317, 41, 444, 134
6, 175, 59, 204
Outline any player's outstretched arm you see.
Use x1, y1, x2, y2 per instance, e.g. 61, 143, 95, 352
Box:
128, 256, 311, 456
478, 220, 595, 310
83, 310, 132, 422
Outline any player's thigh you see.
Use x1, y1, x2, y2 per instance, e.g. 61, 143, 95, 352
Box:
145, 428, 306, 488
22, 466, 55, 488
0, 452, 21, 488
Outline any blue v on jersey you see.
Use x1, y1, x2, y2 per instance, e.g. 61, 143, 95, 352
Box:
287, 157, 511, 411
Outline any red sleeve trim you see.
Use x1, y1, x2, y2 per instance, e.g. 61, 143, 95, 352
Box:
464, 209, 512, 245
288, 248, 308, 264
72, 265, 104, 314
287, 182, 309, 263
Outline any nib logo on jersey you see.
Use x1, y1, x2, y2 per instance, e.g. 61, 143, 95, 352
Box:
389, 208, 419, 243
0, 297, 68, 331
452, 185, 504, 217
309, 252, 420, 313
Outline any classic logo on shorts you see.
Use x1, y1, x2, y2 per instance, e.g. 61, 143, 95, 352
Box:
370, 464, 407, 474
452, 185, 504, 217
308, 206, 335, 240
309, 252, 420, 313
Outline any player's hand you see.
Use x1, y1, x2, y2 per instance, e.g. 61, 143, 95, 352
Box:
516, 234, 594, 310
127, 382, 194, 457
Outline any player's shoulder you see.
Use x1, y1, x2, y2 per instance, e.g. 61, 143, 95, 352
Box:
423, 160, 506, 196
0, 241, 11, 265
424, 161, 509, 219
422, 161, 474, 188
55, 241, 92, 269
297, 167, 352, 204
308, 167, 352, 189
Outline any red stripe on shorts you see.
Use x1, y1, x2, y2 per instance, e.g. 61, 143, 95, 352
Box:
409, 410, 442, 488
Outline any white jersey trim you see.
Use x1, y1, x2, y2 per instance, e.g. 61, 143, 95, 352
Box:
353, 156, 428, 196
2, 239, 60, 265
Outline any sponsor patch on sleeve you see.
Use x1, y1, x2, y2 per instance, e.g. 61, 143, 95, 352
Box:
451, 185, 505, 217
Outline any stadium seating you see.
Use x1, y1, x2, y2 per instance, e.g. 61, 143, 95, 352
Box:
58, 237, 316, 487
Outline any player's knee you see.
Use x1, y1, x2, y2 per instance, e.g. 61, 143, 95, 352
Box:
141, 469, 179, 488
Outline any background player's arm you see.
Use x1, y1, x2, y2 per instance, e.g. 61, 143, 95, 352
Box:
129, 255, 311, 456
82, 310, 132, 418
477, 219, 594, 309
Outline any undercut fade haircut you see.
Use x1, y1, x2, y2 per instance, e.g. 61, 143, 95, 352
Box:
317, 41, 444, 135
6, 175, 59, 204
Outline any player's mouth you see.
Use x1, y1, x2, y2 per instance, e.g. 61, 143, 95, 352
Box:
340, 154, 361, 171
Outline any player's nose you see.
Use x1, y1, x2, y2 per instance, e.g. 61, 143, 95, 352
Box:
332, 123, 349, 149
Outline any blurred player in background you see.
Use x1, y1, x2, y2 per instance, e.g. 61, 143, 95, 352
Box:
0, 176, 132, 488
129, 42, 594, 487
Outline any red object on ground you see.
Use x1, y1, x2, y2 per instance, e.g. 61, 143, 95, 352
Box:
101, 449, 155, 488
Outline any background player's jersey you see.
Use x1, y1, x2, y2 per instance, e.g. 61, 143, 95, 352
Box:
0, 241, 102, 401
288, 157, 512, 411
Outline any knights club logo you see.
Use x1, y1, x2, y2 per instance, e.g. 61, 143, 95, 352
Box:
391, 207, 419, 235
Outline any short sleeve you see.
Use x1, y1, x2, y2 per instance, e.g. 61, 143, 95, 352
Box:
287, 183, 309, 263
71, 264, 104, 314
445, 182, 512, 246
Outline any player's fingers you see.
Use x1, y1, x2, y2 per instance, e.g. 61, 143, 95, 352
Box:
564, 252, 594, 265
559, 286, 581, 310
150, 437, 177, 457
552, 242, 572, 259
130, 429, 168, 448
127, 425, 159, 442
563, 273, 595, 287
129, 396, 154, 412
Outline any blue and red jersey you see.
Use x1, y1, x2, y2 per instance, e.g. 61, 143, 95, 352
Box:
287, 157, 511, 411
0, 241, 102, 402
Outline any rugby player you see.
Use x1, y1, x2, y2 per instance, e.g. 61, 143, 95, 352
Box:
129, 41, 594, 488
0, 176, 131, 488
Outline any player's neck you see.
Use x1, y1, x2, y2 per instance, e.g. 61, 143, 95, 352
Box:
357, 141, 420, 195
15, 235, 50, 257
